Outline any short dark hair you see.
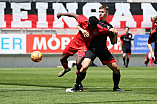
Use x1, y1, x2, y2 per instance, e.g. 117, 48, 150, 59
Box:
153, 15, 157, 21
124, 26, 130, 30
89, 16, 99, 26
99, 5, 109, 10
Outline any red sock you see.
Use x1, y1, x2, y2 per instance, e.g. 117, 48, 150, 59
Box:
150, 59, 153, 67
61, 62, 68, 69
76, 69, 78, 74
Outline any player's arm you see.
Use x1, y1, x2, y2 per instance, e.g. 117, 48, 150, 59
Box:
108, 28, 118, 45
57, 13, 78, 19
131, 40, 135, 51
77, 25, 89, 38
148, 43, 154, 59
148, 32, 155, 59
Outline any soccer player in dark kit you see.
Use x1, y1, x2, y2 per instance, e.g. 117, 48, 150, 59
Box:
66, 5, 124, 92
148, 15, 157, 64
57, 12, 116, 91
120, 26, 134, 68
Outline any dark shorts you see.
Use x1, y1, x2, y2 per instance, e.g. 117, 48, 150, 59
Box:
85, 48, 116, 65
122, 47, 131, 54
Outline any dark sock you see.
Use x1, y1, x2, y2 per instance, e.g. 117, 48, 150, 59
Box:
123, 58, 125, 65
76, 71, 86, 85
113, 72, 121, 88
126, 58, 129, 66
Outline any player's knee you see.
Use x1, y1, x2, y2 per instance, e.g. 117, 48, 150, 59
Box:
80, 65, 88, 72
76, 61, 81, 66
113, 65, 120, 73
60, 57, 67, 63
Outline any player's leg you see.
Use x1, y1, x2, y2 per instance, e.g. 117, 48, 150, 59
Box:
122, 53, 126, 67
125, 48, 131, 68
150, 58, 153, 67
106, 62, 124, 91
99, 50, 124, 91
154, 52, 157, 64
75, 46, 87, 74
58, 52, 71, 77
66, 58, 92, 92
67, 50, 95, 92
126, 54, 130, 68
58, 42, 78, 77
144, 58, 149, 67
75, 56, 85, 90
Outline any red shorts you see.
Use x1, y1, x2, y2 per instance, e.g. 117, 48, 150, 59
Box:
63, 40, 87, 57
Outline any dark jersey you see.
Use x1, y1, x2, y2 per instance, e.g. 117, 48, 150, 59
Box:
148, 28, 157, 55
88, 20, 113, 49
85, 20, 116, 64
120, 33, 134, 49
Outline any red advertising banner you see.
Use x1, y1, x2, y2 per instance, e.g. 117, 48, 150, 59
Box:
26, 34, 122, 54
26, 34, 74, 53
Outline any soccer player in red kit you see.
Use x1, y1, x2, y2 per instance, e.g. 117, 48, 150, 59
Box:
148, 15, 157, 64
66, 5, 124, 92
144, 52, 153, 67
57, 12, 115, 83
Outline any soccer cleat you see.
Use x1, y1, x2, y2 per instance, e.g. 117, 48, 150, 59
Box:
123, 65, 125, 68
125, 65, 128, 68
66, 83, 83, 92
113, 87, 125, 91
58, 68, 71, 77
79, 83, 84, 91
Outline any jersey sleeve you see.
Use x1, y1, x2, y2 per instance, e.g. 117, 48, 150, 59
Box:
97, 24, 108, 34
130, 34, 134, 40
76, 15, 88, 24
102, 27, 108, 34
120, 35, 123, 41
148, 32, 155, 44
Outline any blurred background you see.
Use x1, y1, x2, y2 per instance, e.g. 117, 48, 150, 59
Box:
0, 0, 156, 67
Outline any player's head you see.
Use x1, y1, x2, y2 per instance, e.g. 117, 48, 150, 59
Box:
153, 15, 157, 28
124, 26, 130, 34
99, 5, 109, 20
87, 16, 99, 29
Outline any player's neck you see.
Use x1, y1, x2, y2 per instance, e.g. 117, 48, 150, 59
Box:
100, 17, 107, 21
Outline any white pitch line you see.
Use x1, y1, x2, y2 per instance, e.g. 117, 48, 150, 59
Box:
0, 87, 157, 90
0, 87, 62, 90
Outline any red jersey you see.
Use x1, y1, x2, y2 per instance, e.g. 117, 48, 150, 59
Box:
63, 15, 108, 57
72, 15, 108, 47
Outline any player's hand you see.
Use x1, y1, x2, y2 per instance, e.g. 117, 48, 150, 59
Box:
82, 30, 89, 38
132, 47, 135, 51
151, 52, 155, 59
109, 28, 118, 34
109, 28, 118, 37
57, 13, 62, 19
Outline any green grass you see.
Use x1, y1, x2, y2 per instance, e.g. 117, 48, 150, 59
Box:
0, 67, 157, 104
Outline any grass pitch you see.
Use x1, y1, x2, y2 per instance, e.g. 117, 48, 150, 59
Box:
0, 67, 157, 104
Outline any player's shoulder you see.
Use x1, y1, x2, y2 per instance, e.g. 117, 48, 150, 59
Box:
150, 28, 157, 34
76, 15, 88, 23
98, 20, 113, 29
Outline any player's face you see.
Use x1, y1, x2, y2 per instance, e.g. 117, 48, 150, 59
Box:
124, 28, 129, 34
99, 9, 108, 19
